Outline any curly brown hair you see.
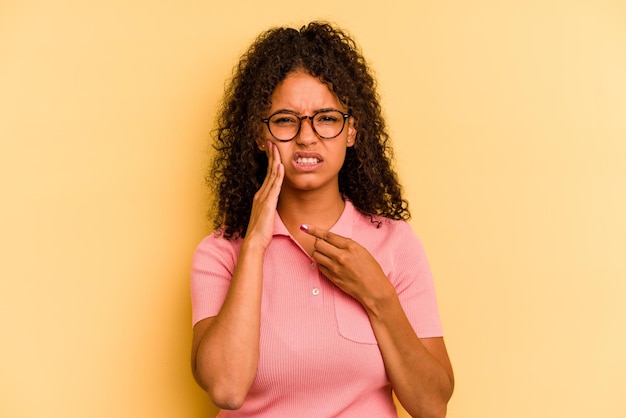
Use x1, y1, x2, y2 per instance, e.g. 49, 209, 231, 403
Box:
208, 21, 410, 238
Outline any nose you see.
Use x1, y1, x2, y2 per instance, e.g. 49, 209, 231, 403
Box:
295, 116, 318, 145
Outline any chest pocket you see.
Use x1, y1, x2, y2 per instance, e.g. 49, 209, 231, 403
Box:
332, 287, 378, 345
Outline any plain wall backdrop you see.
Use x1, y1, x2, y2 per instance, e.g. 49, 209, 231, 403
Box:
1, 1, 625, 417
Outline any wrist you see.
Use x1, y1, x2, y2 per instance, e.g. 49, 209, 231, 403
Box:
362, 282, 398, 320
241, 234, 270, 256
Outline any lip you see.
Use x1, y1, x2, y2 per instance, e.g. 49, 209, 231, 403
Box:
292, 151, 323, 172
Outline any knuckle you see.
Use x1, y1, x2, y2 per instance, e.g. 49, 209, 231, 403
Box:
336, 252, 349, 265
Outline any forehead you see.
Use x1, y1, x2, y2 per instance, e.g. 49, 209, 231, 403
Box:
269, 70, 344, 112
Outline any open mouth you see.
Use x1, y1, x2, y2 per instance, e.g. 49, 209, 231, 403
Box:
296, 157, 320, 164
293, 152, 323, 171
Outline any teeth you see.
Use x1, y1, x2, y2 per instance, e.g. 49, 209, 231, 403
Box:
297, 157, 319, 164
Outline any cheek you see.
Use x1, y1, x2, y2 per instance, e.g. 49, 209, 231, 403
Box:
273, 143, 290, 163
329, 146, 348, 168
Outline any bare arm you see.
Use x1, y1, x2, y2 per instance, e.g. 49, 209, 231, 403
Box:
302, 225, 454, 418
191, 142, 283, 410
367, 295, 454, 417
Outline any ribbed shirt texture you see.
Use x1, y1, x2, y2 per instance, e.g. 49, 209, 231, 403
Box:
191, 201, 443, 417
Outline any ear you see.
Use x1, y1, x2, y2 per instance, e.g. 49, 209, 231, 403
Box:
346, 117, 356, 147
255, 138, 267, 152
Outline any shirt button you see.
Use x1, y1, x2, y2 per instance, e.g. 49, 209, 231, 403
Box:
312, 288, 320, 296
310, 262, 316, 270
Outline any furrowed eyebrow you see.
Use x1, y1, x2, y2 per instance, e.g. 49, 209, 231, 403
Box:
272, 109, 299, 115
271, 107, 342, 115
316, 107, 341, 113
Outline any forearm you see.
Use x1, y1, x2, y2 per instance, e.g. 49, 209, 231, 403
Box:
365, 293, 454, 418
193, 239, 266, 408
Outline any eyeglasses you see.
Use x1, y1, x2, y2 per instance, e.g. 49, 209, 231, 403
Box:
262, 109, 351, 142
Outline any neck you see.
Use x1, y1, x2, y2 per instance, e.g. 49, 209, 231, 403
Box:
277, 188, 345, 232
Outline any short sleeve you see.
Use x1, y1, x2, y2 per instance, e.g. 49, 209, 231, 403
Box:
190, 232, 241, 327
390, 222, 443, 338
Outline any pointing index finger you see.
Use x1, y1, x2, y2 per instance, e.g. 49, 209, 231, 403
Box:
300, 224, 346, 248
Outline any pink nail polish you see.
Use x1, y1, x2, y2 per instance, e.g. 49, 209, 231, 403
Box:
300, 224, 309, 231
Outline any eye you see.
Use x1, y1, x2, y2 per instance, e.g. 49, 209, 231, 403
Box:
315, 112, 340, 124
270, 114, 298, 126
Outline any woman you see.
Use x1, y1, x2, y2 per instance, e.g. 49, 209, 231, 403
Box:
191, 22, 454, 417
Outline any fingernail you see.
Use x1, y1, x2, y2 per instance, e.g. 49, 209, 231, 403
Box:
300, 224, 309, 231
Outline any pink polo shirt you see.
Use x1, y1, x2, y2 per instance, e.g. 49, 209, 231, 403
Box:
191, 201, 443, 417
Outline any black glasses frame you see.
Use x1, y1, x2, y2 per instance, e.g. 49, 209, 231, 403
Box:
262, 109, 351, 142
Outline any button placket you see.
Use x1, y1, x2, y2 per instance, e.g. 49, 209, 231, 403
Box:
308, 260, 323, 305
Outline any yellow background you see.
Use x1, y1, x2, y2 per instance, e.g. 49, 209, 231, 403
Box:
1, 1, 625, 417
